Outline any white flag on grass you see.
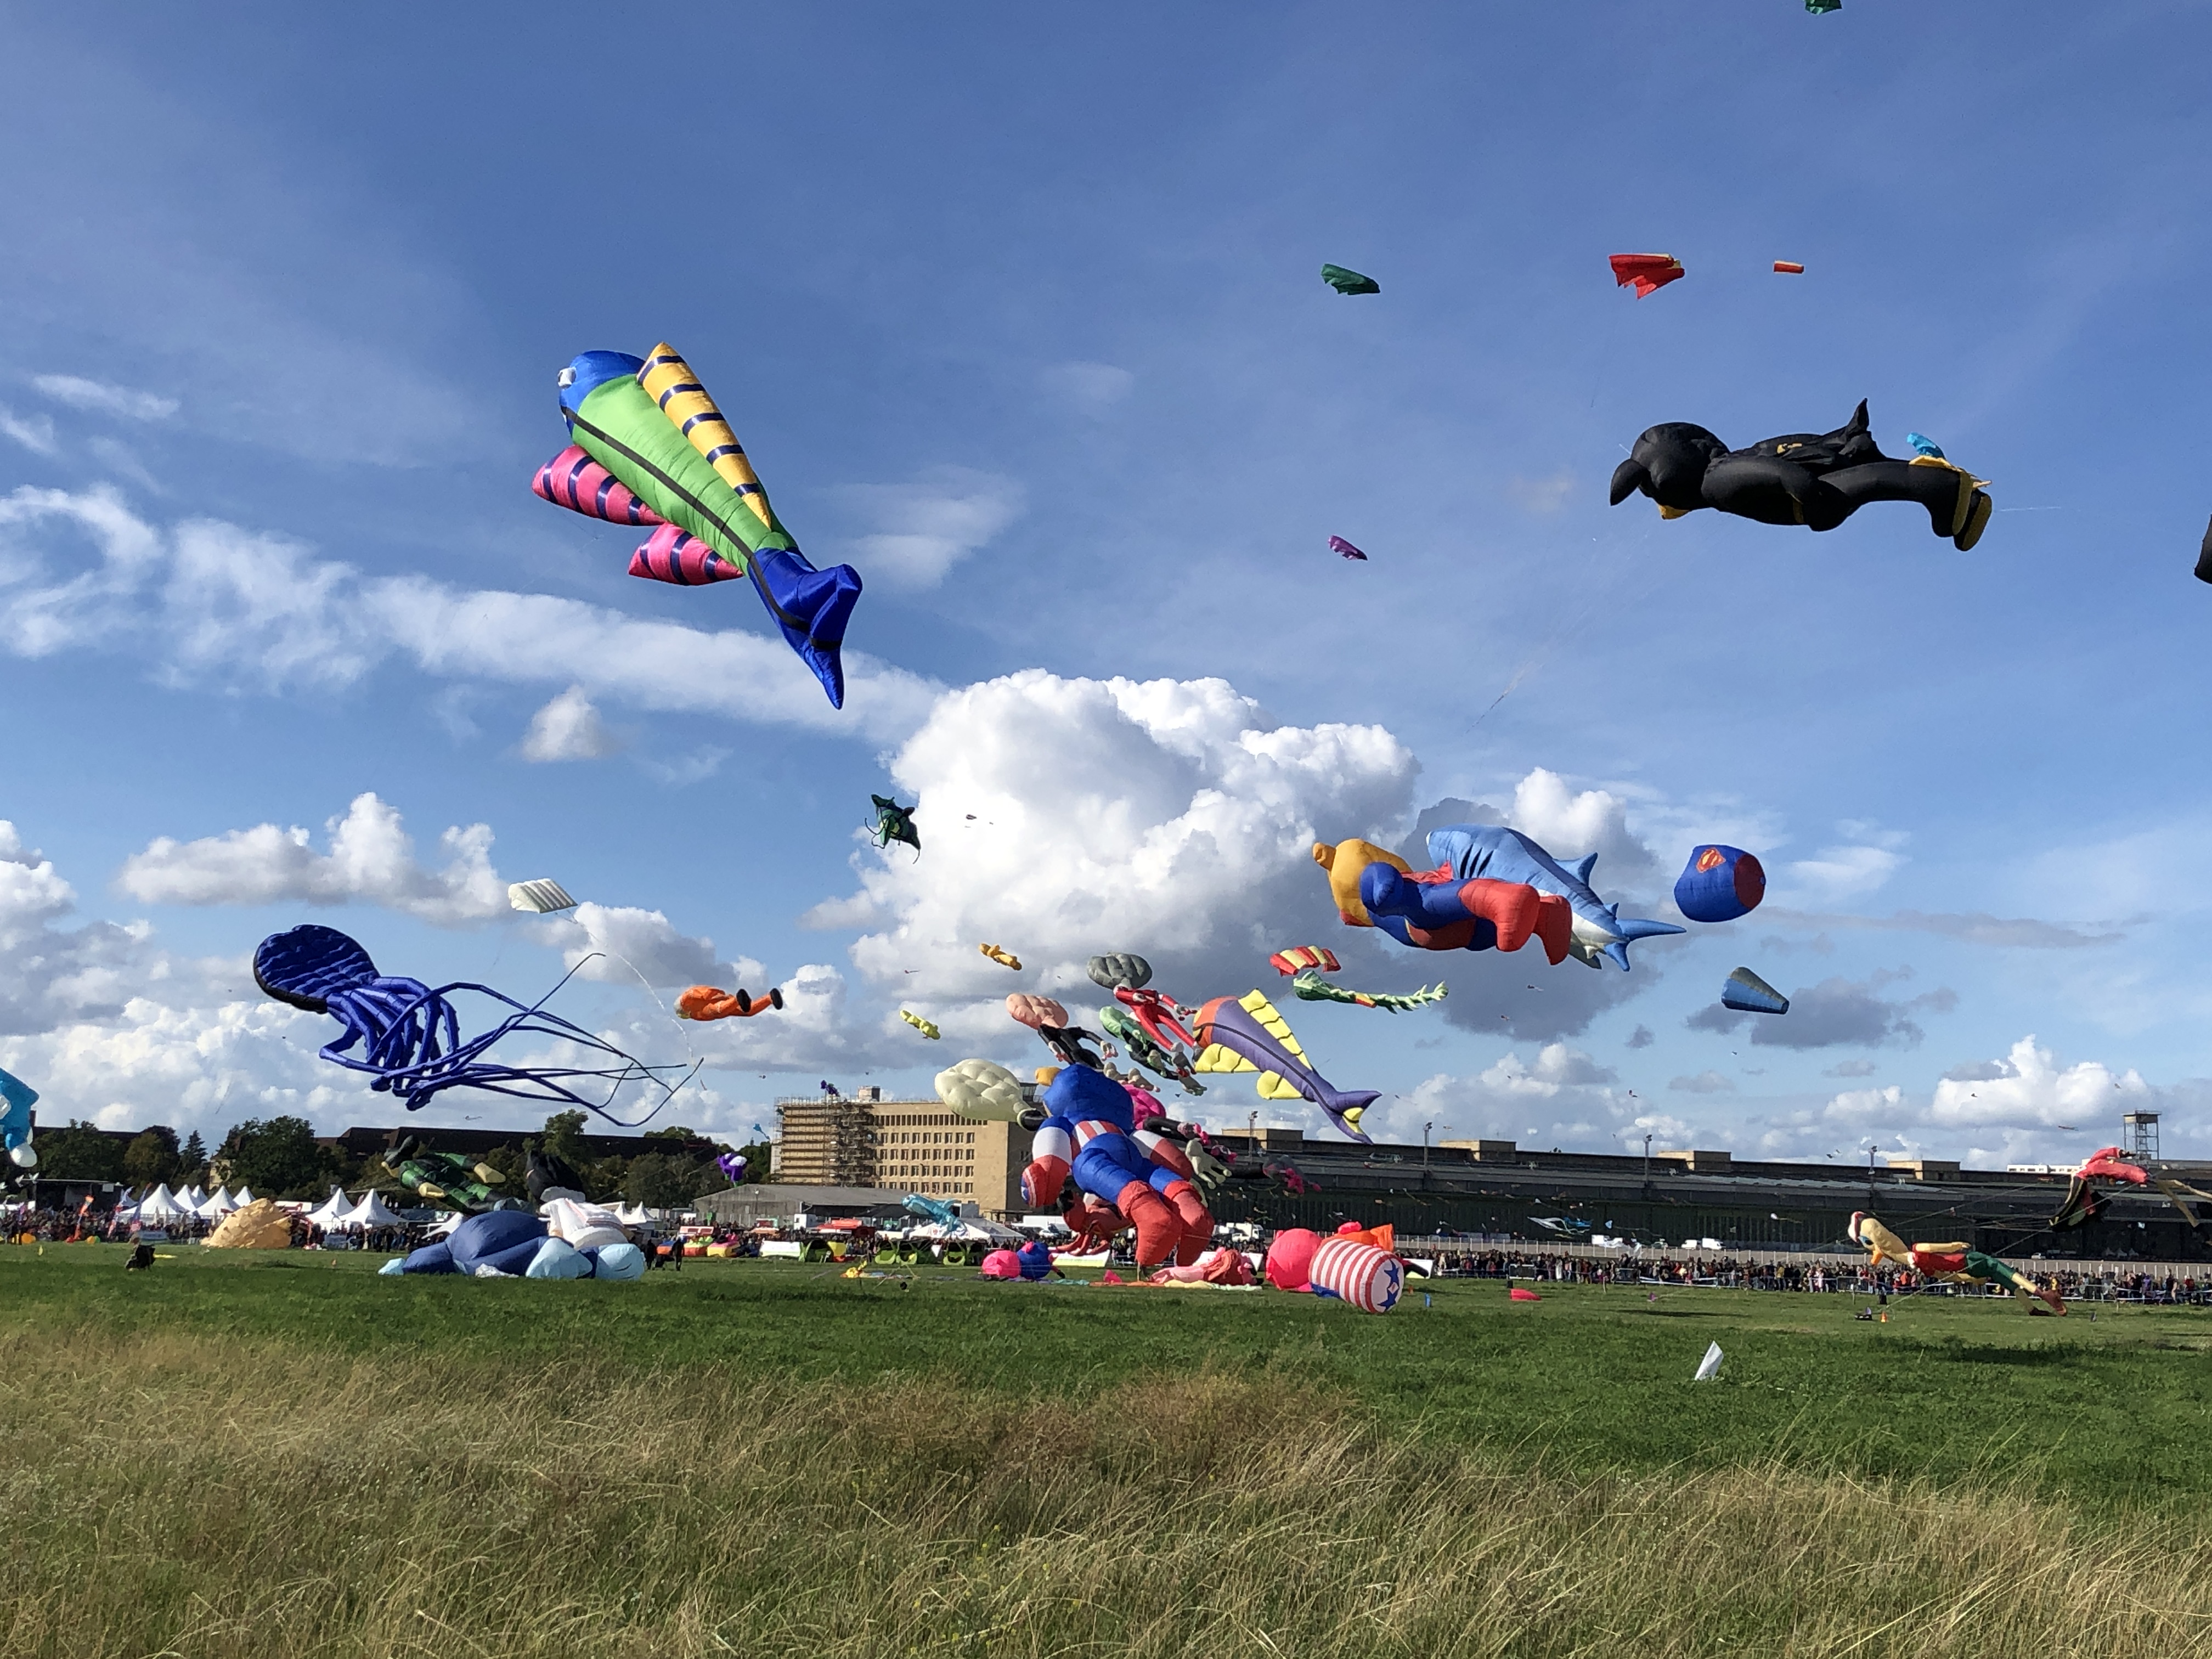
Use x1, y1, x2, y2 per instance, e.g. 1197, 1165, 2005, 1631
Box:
1693, 1341, 1724, 1383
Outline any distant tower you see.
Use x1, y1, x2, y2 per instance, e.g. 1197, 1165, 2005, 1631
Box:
2123, 1110, 2160, 1162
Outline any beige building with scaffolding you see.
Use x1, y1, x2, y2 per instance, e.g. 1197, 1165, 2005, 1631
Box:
773, 1089, 1034, 1215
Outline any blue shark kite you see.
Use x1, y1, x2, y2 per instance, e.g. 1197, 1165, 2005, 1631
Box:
533, 344, 863, 708
1313, 825, 1683, 969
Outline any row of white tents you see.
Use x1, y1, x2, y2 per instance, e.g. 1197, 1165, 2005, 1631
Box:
119, 1182, 402, 1229
116, 1183, 260, 1222
110, 1182, 661, 1230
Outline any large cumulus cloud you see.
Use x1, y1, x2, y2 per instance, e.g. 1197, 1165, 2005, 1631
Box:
811, 670, 1418, 1059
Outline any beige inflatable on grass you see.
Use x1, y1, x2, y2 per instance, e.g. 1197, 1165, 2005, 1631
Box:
204, 1198, 292, 1249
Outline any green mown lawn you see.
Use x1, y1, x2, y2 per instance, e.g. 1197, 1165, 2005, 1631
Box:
11, 1243, 2208, 1510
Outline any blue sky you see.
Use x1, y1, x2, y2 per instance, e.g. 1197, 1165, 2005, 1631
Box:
4, 1, 2211, 1166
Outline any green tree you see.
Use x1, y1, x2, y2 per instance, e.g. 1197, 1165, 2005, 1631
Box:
623, 1151, 719, 1210
122, 1126, 180, 1188
218, 1117, 330, 1198
542, 1110, 590, 1168
32, 1121, 126, 1182
178, 1131, 207, 1187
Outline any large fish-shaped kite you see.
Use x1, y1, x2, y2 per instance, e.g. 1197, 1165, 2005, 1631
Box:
533, 345, 863, 707
1190, 990, 1379, 1142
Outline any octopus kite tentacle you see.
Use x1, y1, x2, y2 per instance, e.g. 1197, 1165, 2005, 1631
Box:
255, 924, 697, 1126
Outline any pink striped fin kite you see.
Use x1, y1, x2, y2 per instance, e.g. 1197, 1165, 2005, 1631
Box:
536, 445, 742, 587
533, 445, 658, 526
629, 524, 743, 585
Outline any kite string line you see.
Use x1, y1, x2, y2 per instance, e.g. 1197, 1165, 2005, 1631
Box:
505, 946, 703, 1126
1465, 515, 1660, 735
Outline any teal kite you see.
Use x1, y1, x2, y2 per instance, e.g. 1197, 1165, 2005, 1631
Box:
1322, 264, 1380, 296
871, 794, 920, 854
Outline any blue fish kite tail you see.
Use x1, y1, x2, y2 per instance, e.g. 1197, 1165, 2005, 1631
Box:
752, 549, 862, 709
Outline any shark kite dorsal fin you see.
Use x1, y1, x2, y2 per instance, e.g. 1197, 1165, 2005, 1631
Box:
1570, 853, 1598, 885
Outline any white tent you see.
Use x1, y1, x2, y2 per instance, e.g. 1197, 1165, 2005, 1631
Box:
303, 1187, 354, 1228
233, 1186, 256, 1204
182, 1186, 206, 1208
337, 1190, 404, 1228
135, 1184, 189, 1222
195, 1186, 237, 1218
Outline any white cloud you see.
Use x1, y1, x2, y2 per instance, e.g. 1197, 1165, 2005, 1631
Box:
813, 673, 1416, 1059
836, 467, 1023, 590
0, 406, 56, 455
1390, 1045, 1630, 1148
1925, 1036, 2146, 1132
1505, 471, 1575, 514
1669, 1070, 1735, 1094
0, 811, 833, 1139
32, 374, 178, 421
1785, 823, 1908, 902
1762, 907, 2124, 949
0, 817, 345, 1134
541, 902, 744, 991
1039, 361, 1135, 411
1507, 770, 1651, 874
0, 486, 938, 741
1818, 1036, 2168, 1167
639, 747, 730, 787
116, 793, 505, 927
520, 685, 622, 763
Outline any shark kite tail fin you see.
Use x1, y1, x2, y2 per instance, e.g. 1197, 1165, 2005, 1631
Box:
1601, 914, 1687, 970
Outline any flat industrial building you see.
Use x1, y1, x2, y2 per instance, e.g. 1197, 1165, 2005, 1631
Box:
762, 1093, 2197, 1261
1194, 1132, 2204, 1261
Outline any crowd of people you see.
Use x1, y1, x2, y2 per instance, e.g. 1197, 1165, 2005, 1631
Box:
1426, 1246, 2210, 1304
9, 1201, 2210, 1306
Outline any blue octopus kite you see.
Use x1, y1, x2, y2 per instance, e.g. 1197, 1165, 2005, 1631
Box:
253, 924, 696, 1124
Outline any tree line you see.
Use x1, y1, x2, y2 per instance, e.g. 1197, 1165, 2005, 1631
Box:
27, 1111, 771, 1210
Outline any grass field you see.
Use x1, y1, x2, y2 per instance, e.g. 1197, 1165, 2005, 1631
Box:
7, 1244, 2212, 1657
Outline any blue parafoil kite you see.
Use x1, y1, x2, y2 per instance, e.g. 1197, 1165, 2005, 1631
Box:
1720, 967, 1788, 1015
533, 344, 863, 707
1674, 845, 1766, 924
254, 924, 696, 1124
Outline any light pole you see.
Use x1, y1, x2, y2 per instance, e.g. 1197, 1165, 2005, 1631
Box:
1423, 1121, 1432, 1169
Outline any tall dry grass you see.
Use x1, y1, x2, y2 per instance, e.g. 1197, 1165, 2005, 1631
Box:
3, 1326, 2209, 1658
